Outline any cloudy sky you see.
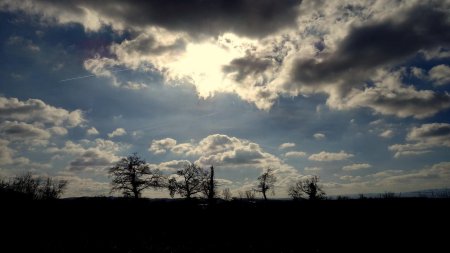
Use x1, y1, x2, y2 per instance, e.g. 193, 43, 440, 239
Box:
1, 0, 449, 197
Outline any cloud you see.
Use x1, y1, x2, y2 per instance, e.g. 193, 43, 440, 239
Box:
86, 127, 99, 136
284, 151, 307, 158
0, 96, 85, 127
0, 0, 302, 37
107, 128, 127, 138
6, 35, 40, 52
329, 70, 450, 119
0, 139, 14, 165
68, 149, 116, 172
389, 123, 450, 158
429, 64, 450, 86
313, 133, 325, 140
309, 151, 354, 161
276, 2, 450, 117
342, 163, 371, 171
288, 3, 450, 88
379, 129, 394, 138
304, 167, 322, 172
149, 138, 177, 155
279, 142, 296, 150
47, 138, 126, 172
0, 121, 51, 146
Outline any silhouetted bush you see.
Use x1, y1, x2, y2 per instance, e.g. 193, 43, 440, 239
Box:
0, 172, 67, 200
288, 175, 325, 200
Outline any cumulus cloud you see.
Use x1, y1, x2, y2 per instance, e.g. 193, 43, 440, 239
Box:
0, 121, 52, 146
284, 151, 307, 158
47, 138, 126, 172
149, 138, 177, 155
86, 127, 99, 136
2, 1, 450, 116
313, 133, 325, 140
389, 123, 450, 158
429, 64, 450, 86
0, 139, 14, 165
162, 134, 303, 187
107, 128, 127, 138
342, 163, 371, 171
379, 129, 394, 138
329, 70, 450, 119
0, 96, 85, 127
309, 151, 354, 161
279, 142, 296, 150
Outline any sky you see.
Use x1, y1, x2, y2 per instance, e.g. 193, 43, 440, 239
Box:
0, 0, 449, 198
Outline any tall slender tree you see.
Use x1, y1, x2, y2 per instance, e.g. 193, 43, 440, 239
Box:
109, 153, 163, 198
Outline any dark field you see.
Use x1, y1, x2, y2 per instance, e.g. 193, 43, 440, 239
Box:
3, 198, 449, 252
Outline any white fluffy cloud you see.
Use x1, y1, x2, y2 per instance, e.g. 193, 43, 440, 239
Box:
342, 163, 371, 171
0, 96, 85, 127
285, 151, 307, 158
279, 142, 295, 150
47, 138, 126, 172
107, 128, 127, 138
379, 129, 394, 138
389, 123, 450, 158
309, 151, 354, 161
86, 127, 99, 136
149, 138, 177, 155
429, 64, 450, 86
313, 133, 326, 140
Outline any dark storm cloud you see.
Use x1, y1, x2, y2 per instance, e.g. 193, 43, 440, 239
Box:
291, 3, 450, 87
222, 55, 273, 82
1, 0, 302, 37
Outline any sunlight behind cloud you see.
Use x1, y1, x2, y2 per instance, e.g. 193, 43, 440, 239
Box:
166, 33, 255, 98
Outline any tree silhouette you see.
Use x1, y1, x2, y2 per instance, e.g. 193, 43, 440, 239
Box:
0, 172, 68, 200
222, 187, 232, 200
202, 165, 218, 203
109, 153, 164, 198
168, 162, 208, 199
255, 168, 276, 200
288, 175, 325, 200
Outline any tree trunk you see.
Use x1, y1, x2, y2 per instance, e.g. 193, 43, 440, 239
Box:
262, 190, 267, 201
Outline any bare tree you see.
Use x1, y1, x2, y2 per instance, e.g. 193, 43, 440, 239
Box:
288, 176, 325, 200
1, 172, 68, 200
168, 162, 208, 199
222, 188, 232, 201
255, 168, 276, 200
109, 153, 164, 198
245, 190, 256, 201
40, 177, 68, 199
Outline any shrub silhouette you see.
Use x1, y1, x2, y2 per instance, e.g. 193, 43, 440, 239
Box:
288, 175, 325, 200
109, 153, 164, 198
0, 172, 68, 200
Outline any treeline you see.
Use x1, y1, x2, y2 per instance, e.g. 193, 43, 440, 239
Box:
0, 172, 67, 200
108, 153, 326, 201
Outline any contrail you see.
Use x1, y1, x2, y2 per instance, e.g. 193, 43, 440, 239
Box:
59, 68, 132, 83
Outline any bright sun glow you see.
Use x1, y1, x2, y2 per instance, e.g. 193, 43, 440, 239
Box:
166, 33, 255, 98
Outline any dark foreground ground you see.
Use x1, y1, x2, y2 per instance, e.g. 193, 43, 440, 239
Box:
3, 197, 449, 252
